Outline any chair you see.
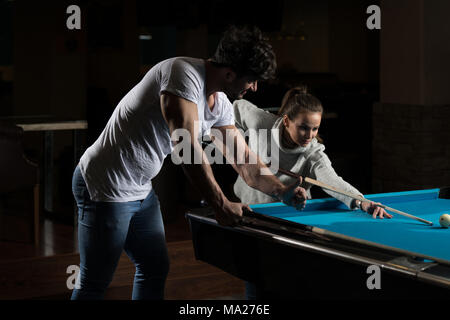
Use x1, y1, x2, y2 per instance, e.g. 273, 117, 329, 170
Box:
0, 122, 40, 246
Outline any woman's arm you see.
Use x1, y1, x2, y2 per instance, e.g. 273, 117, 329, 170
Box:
312, 158, 391, 218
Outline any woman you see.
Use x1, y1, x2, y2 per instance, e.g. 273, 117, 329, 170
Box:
233, 86, 392, 299
234, 86, 392, 217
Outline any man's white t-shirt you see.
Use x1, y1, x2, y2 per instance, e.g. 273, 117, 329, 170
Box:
79, 57, 234, 202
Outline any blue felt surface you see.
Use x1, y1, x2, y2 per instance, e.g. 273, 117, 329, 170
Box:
250, 189, 450, 262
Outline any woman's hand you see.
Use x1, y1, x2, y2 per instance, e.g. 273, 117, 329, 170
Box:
360, 201, 393, 219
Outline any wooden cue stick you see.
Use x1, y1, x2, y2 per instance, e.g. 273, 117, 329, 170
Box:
277, 167, 433, 226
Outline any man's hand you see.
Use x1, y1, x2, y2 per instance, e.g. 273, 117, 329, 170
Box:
214, 200, 251, 226
278, 177, 308, 210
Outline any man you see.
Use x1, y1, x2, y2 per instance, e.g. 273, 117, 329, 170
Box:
71, 25, 307, 300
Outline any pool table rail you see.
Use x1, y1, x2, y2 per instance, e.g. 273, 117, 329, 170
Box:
186, 205, 450, 298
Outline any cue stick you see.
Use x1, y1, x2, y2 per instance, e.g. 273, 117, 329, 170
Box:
277, 167, 433, 226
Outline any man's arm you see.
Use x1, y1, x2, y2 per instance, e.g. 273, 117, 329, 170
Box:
160, 92, 249, 225
211, 125, 307, 208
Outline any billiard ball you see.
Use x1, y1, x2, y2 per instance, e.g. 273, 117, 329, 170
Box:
439, 214, 450, 228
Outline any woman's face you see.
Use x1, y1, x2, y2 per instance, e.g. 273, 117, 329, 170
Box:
283, 111, 322, 147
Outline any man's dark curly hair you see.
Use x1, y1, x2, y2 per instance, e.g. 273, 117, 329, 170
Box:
211, 25, 277, 81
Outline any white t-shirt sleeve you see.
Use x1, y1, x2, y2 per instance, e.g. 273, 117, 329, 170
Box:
159, 59, 202, 104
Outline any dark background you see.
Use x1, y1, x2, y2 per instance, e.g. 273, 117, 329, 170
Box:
0, 0, 449, 242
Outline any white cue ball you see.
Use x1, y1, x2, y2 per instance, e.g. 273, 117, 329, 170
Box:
439, 214, 450, 228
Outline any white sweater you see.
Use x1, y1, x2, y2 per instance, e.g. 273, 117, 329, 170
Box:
233, 99, 362, 208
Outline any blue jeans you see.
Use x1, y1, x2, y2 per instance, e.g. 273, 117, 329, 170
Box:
71, 166, 169, 300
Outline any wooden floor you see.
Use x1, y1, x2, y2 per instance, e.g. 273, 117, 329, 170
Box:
0, 219, 76, 261
0, 210, 246, 300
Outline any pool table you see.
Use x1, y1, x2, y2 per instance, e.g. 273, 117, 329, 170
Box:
186, 188, 450, 299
